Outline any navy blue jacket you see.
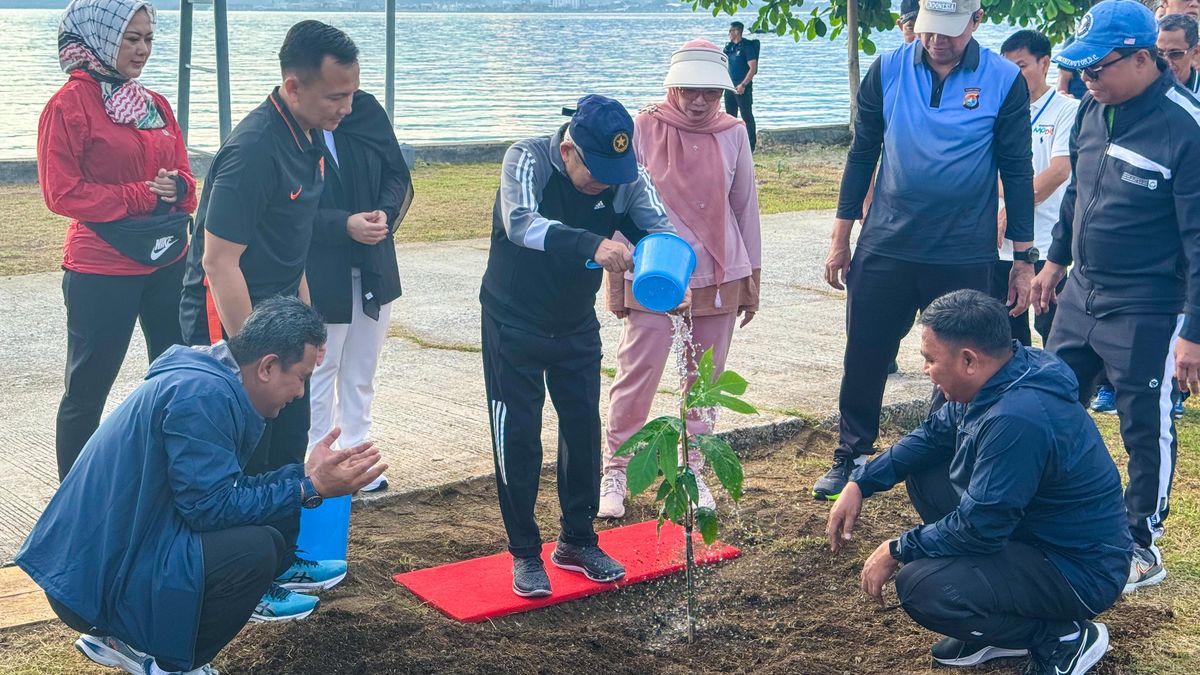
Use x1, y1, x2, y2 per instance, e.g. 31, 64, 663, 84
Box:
16, 345, 304, 668
855, 345, 1132, 614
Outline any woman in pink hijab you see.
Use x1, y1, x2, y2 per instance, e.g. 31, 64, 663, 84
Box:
599, 38, 762, 518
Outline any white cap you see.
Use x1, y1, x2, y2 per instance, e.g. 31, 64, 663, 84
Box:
663, 40, 735, 92
914, 0, 981, 37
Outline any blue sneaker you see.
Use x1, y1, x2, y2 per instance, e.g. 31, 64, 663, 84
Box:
275, 555, 347, 591
1090, 386, 1117, 414
250, 583, 320, 622
1173, 391, 1187, 419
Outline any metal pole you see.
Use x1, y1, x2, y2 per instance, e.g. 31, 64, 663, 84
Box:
214, 0, 232, 143
386, 0, 396, 122
177, 0, 194, 144
846, 0, 861, 129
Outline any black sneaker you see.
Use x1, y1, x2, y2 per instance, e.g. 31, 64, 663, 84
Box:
931, 636, 1028, 667
812, 455, 864, 501
1022, 622, 1108, 675
1124, 545, 1167, 593
551, 542, 626, 583
512, 556, 552, 598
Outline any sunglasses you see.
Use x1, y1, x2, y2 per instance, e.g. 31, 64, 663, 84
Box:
1081, 51, 1137, 80
1162, 49, 1196, 62
678, 88, 725, 102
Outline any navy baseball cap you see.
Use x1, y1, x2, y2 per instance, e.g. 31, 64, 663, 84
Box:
562, 94, 637, 185
1054, 0, 1158, 70
900, 0, 919, 25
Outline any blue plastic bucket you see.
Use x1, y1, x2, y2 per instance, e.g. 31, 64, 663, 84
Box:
632, 232, 696, 312
296, 494, 351, 561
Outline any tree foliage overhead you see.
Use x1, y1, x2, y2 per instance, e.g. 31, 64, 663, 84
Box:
689, 0, 1097, 55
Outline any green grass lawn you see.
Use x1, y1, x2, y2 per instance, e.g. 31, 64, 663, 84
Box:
0, 145, 846, 278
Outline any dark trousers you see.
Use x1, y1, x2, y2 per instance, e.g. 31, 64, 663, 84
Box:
1046, 291, 1180, 548
57, 261, 185, 480
246, 384, 310, 559
837, 249, 991, 459
724, 83, 756, 151
49, 526, 287, 671
897, 462, 1095, 660
481, 309, 602, 559
989, 260, 1059, 346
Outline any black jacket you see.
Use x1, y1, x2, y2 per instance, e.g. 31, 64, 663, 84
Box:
1048, 69, 1200, 341
307, 91, 413, 324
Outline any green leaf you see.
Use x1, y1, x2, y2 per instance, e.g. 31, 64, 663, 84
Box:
862, 38, 877, 57
712, 392, 758, 415
626, 446, 661, 497
664, 482, 689, 523
695, 434, 744, 502
679, 469, 700, 506
659, 438, 679, 487
615, 416, 681, 458
695, 507, 719, 545
712, 369, 748, 396
656, 479, 673, 502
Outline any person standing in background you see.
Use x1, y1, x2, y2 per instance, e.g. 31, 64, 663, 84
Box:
724, 21, 759, 151
40, 0, 196, 482
305, 89, 414, 496
897, 0, 919, 43
992, 30, 1078, 346
1158, 13, 1200, 92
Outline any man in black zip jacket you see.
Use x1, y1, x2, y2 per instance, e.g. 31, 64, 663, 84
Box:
480, 95, 681, 598
1032, 0, 1200, 592
827, 290, 1130, 675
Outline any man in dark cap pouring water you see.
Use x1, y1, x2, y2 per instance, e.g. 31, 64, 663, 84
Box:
480, 95, 683, 597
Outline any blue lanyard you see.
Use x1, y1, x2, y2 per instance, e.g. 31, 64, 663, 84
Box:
1030, 90, 1056, 129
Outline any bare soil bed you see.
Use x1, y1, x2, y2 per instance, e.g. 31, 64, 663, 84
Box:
217, 428, 1161, 674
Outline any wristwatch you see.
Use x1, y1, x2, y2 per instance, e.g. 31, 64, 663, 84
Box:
888, 538, 903, 562
1012, 246, 1040, 264
300, 476, 324, 510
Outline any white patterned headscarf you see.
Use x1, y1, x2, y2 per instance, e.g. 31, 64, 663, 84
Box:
58, 0, 164, 129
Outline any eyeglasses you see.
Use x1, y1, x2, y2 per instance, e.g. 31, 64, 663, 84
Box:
1162, 49, 1196, 62
1081, 51, 1137, 80
678, 88, 725, 102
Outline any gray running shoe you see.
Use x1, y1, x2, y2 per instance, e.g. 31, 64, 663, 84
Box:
512, 555, 552, 598
551, 542, 626, 583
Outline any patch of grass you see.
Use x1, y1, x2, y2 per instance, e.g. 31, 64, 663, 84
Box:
0, 144, 847, 278
386, 323, 481, 353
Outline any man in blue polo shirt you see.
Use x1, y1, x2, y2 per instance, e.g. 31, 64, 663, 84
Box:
815, 0, 1037, 501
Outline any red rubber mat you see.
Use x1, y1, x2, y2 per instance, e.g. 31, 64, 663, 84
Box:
393, 519, 741, 622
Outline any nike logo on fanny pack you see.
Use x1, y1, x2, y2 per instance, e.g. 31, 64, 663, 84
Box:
150, 236, 177, 261
290, 186, 303, 200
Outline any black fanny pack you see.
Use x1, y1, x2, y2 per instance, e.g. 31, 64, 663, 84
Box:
83, 212, 190, 267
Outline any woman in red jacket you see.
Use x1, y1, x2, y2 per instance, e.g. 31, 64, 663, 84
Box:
41, 0, 196, 480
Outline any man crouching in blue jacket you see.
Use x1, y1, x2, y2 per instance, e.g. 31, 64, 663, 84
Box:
826, 290, 1132, 675
16, 297, 386, 675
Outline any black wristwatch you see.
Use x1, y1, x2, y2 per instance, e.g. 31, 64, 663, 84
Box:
888, 538, 902, 562
1012, 246, 1040, 264
300, 476, 323, 510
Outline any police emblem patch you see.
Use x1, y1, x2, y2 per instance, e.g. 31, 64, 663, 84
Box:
963, 87, 981, 110
612, 132, 629, 153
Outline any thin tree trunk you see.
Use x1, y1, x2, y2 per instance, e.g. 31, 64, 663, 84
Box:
847, 0, 862, 129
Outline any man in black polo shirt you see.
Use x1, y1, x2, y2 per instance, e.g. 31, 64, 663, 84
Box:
724, 21, 759, 151
813, 0, 1037, 501
179, 20, 360, 620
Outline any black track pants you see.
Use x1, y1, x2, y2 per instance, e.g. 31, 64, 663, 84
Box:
481, 309, 602, 559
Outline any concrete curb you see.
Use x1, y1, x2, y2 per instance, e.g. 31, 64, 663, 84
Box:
0, 124, 850, 184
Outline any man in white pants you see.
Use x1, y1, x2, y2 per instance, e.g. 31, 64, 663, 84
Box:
306, 88, 414, 493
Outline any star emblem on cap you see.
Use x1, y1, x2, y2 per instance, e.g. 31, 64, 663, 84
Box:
612, 132, 629, 154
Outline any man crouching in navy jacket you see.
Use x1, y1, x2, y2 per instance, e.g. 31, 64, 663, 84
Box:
826, 289, 1132, 675
16, 297, 386, 674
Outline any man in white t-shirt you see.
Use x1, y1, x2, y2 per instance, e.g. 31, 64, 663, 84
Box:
994, 29, 1079, 345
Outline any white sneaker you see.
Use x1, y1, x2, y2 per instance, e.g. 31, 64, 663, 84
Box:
598, 469, 627, 518
360, 474, 389, 493
74, 634, 147, 674
694, 470, 716, 511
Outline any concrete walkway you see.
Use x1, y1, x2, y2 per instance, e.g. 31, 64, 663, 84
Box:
0, 211, 932, 566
